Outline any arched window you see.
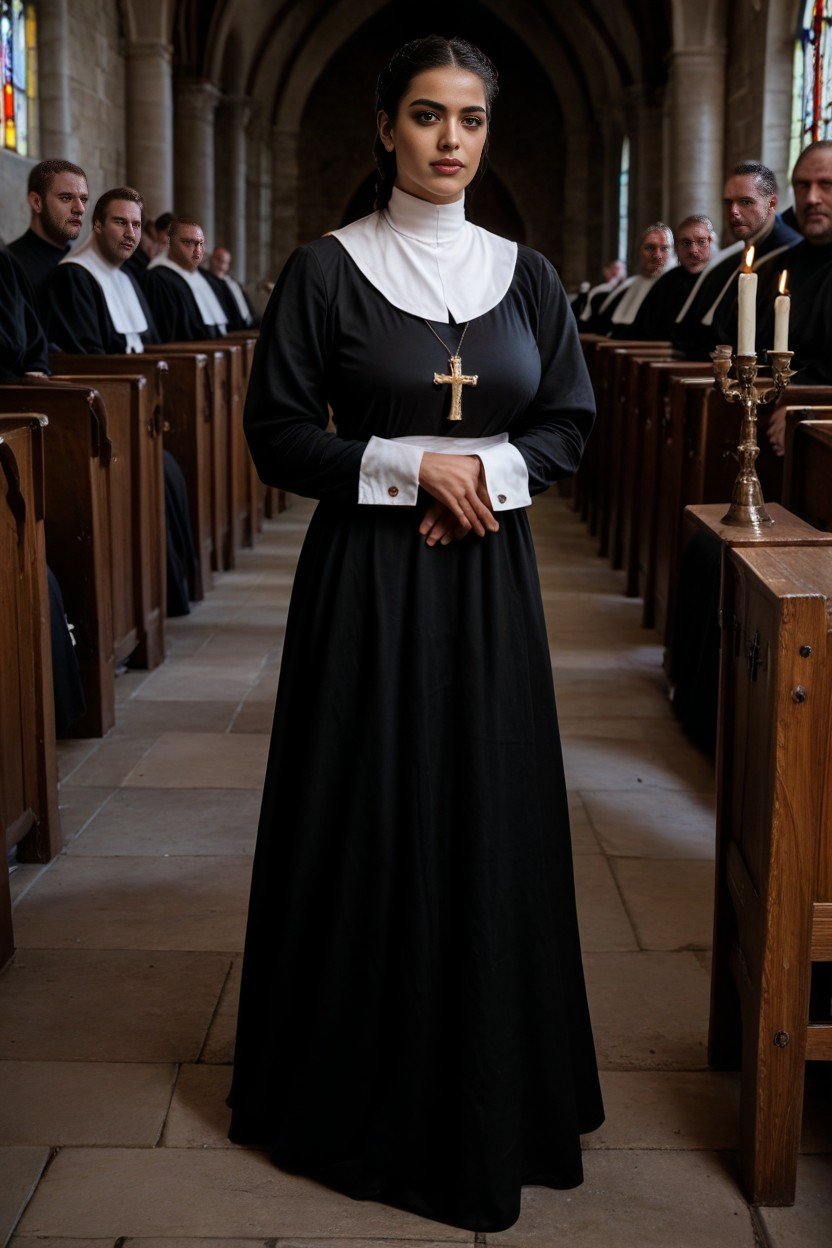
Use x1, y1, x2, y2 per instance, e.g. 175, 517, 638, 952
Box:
618, 136, 630, 265
790, 1, 832, 175
1, 0, 37, 156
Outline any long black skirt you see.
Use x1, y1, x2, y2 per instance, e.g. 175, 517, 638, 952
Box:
228, 500, 603, 1232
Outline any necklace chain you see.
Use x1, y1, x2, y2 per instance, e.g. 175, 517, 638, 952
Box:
423, 319, 470, 356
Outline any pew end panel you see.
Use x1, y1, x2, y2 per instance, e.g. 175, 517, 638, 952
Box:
0, 385, 116, 738
0, 415, 62, 968
713, 543, 832, 1205
783, 413, 832, 532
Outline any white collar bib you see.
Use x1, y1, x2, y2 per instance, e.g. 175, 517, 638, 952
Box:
61, 235, 148, 353
152, 256, 228, 330
330, 186, 517, 323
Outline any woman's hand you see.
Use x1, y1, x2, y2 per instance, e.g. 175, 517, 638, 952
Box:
418, 453, 499, 545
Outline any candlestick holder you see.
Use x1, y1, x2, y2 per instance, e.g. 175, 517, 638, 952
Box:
710, 346, 795, 527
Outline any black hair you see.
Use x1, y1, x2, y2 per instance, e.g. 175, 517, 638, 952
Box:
373, 35, 498, 211
92, 185, 143, 226
732, 161, 778, 198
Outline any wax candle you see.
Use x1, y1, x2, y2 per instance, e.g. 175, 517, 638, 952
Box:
737, 245, 757, 356
774, 270, 790, 352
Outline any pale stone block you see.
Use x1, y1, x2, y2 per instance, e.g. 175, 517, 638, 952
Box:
0, 1061, 176, 1146
574, 856, 639, 951
161, 1063, 234, 1147
586, 1070, 740, 1149
61, 735, 157, 788
0, 1147, 49, 1247
489, 1150, 757, 1246
581, 788, 716, 859
17, 1148, 473, 1239
12, 857, 251, 952
562, 737, 710, 792
0, 950, 230, 1062
131, 660, 264, 703
8, 865, 46, 904
584, 951, 710, 1070
56, 786, 115, 840
114, 700, 239, 733
66, 788, 260, 857
754, 1156, 832, 1248
121, 733, 269, 790
200, 957, 241, 1064
55, 740, 98, 784
611, 859, 715, 950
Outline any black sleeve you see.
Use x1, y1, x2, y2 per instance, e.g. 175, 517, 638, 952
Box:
0, 249, 49, 377
243, 244, 367, 502
43, 264, 109, 354
509, 254, 596, 493
144, 271, 186, 342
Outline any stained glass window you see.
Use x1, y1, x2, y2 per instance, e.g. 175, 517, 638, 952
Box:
790, 1, 832, 175
618, 136, 630, 264
1, 0, 37, 156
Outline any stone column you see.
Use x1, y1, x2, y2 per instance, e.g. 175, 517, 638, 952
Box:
37, 0, 74, 159
561, 126, 591, 289
628, 86, 665, 244
271, 127, 299, 277
246, 104, 273, 282
668, 46, 726, 230
125, 40, 174, 217
215, 95, 251, 270
174, 80, 220, 247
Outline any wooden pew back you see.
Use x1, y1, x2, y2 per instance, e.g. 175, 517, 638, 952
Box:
783, 412, 832, 532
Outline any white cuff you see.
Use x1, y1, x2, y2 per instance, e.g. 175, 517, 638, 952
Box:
358, 436, 424, 505
476, 442, 532, 511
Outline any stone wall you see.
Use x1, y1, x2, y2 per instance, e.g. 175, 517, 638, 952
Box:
0, 0, 125, 243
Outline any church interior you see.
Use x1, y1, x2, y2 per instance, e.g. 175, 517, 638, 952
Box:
2, 0, 832, 1244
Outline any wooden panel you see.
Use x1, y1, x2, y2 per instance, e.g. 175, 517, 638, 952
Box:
712, 544, 832, 1205
805, 1025, 832, 1059
783, 415, 832, 532
0, 385, 115, 738
811, 903, 832, 959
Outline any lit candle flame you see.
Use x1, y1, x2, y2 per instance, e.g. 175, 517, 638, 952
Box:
778, 270, 789, 296
743, 245, 755, 271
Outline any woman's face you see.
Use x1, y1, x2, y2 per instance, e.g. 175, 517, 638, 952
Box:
378, 66, 488, 205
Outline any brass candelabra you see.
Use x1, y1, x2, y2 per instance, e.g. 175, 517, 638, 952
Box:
710, 345, 795, 527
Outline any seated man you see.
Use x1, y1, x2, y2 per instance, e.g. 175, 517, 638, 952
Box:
144, 217, 228, 341
579, 258, 627, 328
123, 215, 161, 284
7, 159, 89, 323
627, 215, 716, 340
43, 186, 159, 354
0, 247, 49, 380
203, 246, 257, 330
592, 222, 675, 337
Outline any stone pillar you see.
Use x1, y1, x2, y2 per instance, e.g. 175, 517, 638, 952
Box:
271, 127, 299, 277
37, 0, 74, 159
246, 104, 273, 282
629, 86, 665, 247
668, 46, 726, 230
125, 41, 174, 218
562, 126, 591, 289
174, 80, 220, 247
215, 95, 251, 270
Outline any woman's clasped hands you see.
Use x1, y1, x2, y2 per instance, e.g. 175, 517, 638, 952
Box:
417, 451, 500, 546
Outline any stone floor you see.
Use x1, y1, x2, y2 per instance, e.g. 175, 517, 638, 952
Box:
2, 493, 830, 1248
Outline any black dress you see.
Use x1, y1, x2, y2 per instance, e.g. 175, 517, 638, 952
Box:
229, 236, 604, 1232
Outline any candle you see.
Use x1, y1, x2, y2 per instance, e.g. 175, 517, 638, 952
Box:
774, 270, 790, 352
737, 245, 757, 356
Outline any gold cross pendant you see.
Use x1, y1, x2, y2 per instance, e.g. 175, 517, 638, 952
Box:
433, 355, 478, 422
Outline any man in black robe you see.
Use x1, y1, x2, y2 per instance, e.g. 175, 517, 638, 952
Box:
0, 248, 49, 380
599, 222, 675, 338
203, 247, 258, 329
578, 258, 627, 329
143, 217, 228, 341
673, 161, 800, 357
123, 216, 161, 285
7, 159, 89, 322
627, 215, 716, 340
43, 187, 160, 354
42, 186, 196, 616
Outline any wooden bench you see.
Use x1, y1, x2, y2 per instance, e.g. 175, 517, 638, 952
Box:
0, 415, 61, 968
51, 373, 166, 670
0, 384, 115, 737
51, 352, 214, 600
711, 541, 832, 1204
783, 411, 832, 532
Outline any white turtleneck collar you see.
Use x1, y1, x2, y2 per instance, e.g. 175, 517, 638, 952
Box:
330, 185, 517, 323
61, 234, 148, 353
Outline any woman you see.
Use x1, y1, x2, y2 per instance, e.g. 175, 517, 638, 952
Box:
229, 35, 604, 1233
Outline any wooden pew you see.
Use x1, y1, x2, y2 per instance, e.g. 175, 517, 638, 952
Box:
0, 384, 115, 737
50, 373, 166, 669
629, 359, 713, 611
783, 411, 832, 531
711, 541, 832, 1204
51, 352, 214, 600
0, 414, 61, 967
